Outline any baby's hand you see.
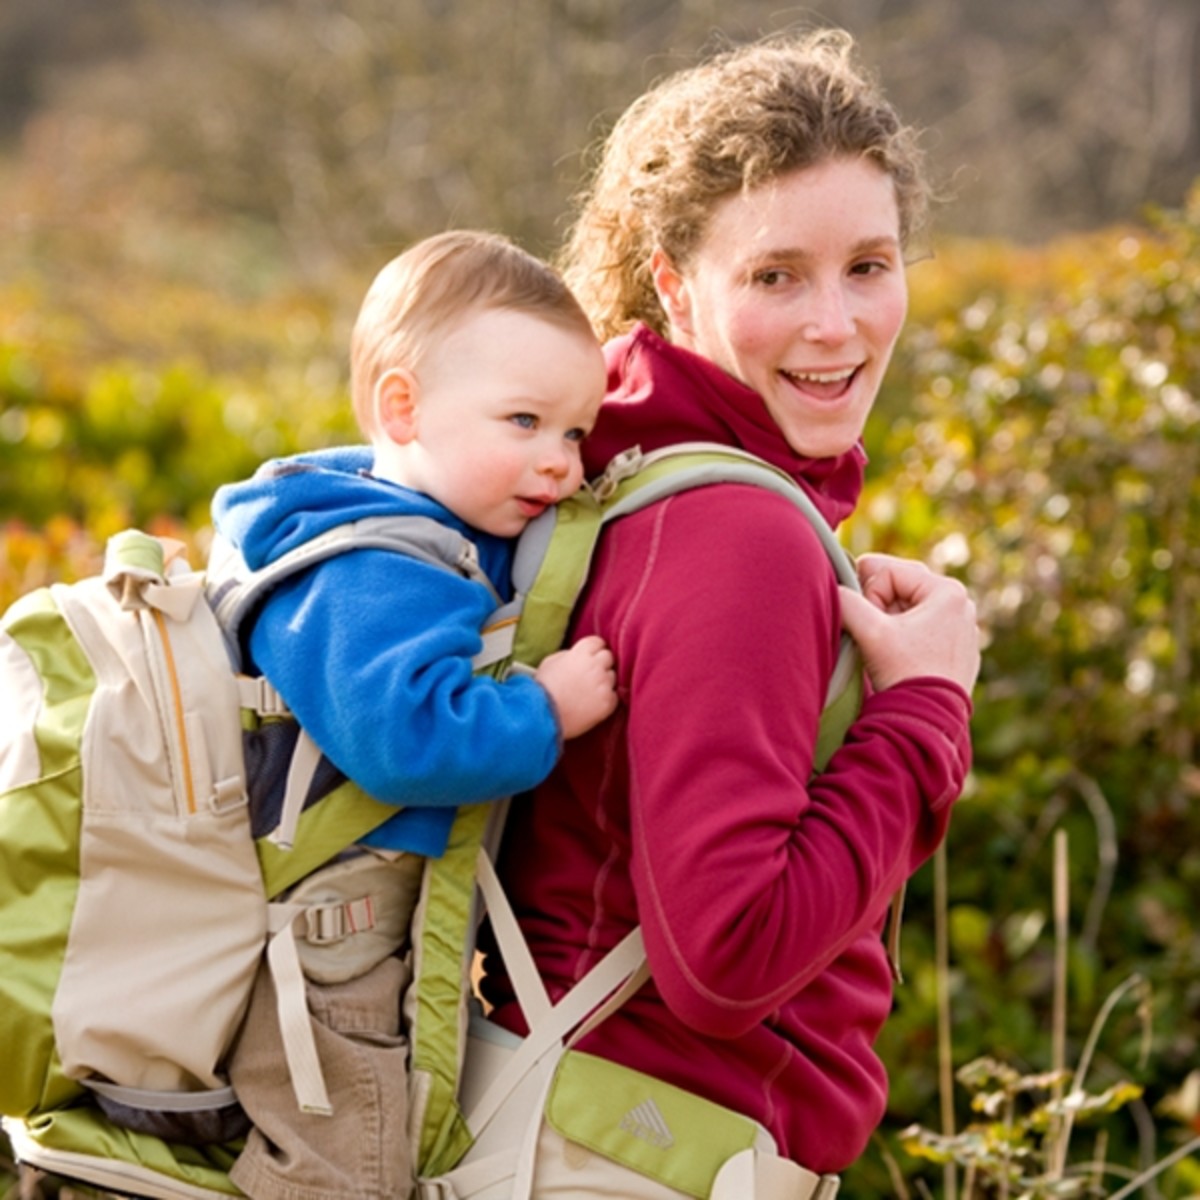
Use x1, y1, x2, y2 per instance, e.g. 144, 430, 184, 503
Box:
839, 553, 981, 694
535, 635, 618, 740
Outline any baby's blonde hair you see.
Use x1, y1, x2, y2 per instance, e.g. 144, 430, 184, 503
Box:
559, 29, 930, 342
351, 230, 595, 435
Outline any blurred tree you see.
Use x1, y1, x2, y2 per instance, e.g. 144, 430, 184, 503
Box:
0, 0, 142, 140
3, 0, 1196, 288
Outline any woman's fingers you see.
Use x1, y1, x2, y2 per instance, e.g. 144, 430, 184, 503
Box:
840, 558, 980, 693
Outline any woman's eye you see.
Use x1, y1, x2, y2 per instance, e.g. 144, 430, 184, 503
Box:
754, 268, 788, 287
510, 413, 537, 429
851, 259, 888, 276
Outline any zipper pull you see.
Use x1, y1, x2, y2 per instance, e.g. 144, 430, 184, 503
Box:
590, 445, 645, 502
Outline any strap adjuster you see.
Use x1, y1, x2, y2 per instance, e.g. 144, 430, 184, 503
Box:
303, 896, 377, 945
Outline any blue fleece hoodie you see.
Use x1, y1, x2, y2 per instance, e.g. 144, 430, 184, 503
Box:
211, 446, 561, 857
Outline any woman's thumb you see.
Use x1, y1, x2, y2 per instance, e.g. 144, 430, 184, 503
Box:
838, 586, 881, 643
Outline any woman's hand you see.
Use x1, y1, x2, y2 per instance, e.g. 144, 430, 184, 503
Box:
839, 553, 981, 694
534, 634, 619, 739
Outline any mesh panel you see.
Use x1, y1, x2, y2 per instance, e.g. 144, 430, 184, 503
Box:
244, 719, 348, 839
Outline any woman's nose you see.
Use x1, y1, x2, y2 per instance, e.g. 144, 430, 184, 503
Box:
800, 282, 855, 344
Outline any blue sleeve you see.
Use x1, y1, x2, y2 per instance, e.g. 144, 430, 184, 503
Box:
246, 547, 562, 808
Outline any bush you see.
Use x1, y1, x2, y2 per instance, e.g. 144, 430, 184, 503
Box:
843, 188, 1200, 1195
2, 189, 1198, 1197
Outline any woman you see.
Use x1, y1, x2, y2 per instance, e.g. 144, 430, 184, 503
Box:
481, 28, 980, 1196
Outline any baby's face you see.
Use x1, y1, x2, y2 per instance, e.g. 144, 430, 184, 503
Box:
397, 307, 605, 536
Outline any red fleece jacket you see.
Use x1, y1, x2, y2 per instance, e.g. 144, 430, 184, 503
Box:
482, 325, 973, 1172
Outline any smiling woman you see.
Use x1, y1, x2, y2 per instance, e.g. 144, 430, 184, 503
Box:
475, 28, 980, 1199
649, 158, 910, 460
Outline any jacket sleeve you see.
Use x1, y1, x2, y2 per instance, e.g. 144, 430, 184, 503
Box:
608, 487, 972, 1038
246, 546, 562, 807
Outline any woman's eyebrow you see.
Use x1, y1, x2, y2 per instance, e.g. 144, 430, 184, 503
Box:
746, 234, 902, 267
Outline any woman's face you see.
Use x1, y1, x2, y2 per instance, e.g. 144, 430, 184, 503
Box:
652, 157, 909, 459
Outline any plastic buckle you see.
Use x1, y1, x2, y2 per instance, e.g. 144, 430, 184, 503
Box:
304, 897, 375, 945
813, 1175, 841, 1200
304, 903, 348, 945
239, 674, 291, 718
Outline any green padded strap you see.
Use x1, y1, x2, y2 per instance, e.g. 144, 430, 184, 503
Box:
511, 444, 864, 754
509, 490, 603, 667
257, 781, 400, 899
410, 801, 493, 1176
596, 445, 861, 591
410, 445, 872, 1181
814, 666, 864, 774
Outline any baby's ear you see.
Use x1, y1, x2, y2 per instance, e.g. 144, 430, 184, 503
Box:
375, 367, 420, 444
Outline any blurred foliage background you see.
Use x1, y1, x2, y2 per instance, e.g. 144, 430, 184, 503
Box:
1, 0, 1198, 1196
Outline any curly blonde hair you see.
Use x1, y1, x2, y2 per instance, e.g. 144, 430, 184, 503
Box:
559, 29, 929, 342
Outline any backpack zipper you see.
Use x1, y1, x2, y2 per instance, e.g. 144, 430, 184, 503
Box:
150, 607, 198, 816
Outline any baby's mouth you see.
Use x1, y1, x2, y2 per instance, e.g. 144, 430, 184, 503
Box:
517, 495, 556, 518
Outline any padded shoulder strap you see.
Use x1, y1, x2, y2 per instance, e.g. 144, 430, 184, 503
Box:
207, 514, 498, 669
592, 443, 860, 590
510, 444, 863, 738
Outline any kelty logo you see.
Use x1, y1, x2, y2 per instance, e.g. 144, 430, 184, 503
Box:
619, 1097, 675, 1149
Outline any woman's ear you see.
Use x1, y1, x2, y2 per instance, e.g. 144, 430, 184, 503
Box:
375, 367, 420, 444
650, 247, 694, 341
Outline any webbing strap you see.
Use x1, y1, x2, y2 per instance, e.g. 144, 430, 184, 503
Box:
464, 924, 647, 1138
475, 851, 551, 1030
266, 902, 332, 1116
711, 1149, 840, 1200
268, 729, 323, 851
82, 1078, 238, 1114
472, 615, 519, 674
417, 1149, 516, 1199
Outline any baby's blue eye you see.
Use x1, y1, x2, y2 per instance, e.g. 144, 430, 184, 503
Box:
510, 413, 537, 429
565, 428, 587, 443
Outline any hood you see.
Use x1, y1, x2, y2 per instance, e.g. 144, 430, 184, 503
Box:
584, 324, 866, 529
211, 445, 473, 571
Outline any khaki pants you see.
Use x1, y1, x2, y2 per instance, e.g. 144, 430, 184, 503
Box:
228, 849, 425, 1200
228, 953, 413, 1200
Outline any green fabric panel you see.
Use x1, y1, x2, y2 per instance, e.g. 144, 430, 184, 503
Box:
18, 1108, 243, 1195
256, 781, 400, 898
0, 591, 93, 1116
0, 770, 86, 1116
106, 529, 166, 578
814, 652, 865, 774
545, 1051, 758, 1199
410, 802, 490, 1176
510, 492, 603, 668
3, 588, 95, 780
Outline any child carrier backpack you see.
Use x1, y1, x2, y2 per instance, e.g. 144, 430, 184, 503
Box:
1, 443, 873, 1200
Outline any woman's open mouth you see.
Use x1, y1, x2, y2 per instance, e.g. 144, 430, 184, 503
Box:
780, 365, 859, 401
